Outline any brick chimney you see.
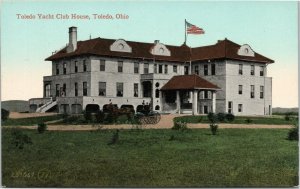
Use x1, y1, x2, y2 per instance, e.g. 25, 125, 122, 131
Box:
67, 26, 77, 53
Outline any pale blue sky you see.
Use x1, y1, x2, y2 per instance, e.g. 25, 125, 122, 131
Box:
1, 1, 298, 107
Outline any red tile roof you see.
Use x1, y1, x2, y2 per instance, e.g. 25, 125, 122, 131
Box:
160, 74, 220, 90
46, 38, 274, 63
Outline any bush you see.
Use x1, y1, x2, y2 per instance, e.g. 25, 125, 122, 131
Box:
245, 118, 252, 124
288, 124, 298, 141
217, 113, 226, 122
207, 112, 216, 123
37, 123, 47, 133
226, 113, 235, 122
95, 110, 105, 123
210, 123, 218, 135
1, 108, 10, 121
11, 129, 32, 149
172, 121, 188, 131
285, 113, 291, 121
84, 111, 93, 122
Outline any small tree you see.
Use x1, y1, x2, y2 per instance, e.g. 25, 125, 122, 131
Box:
95, 110, 105, 123
288, 123, 298, 141
207, 113, 218, 135
1, 108, 10, 121
226, 113, 235, 122
37, 123, 47, 134
285, 112, 291, 121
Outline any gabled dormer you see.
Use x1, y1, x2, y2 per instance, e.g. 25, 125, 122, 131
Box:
237, 44, 255, 57
150, 40, 171, 56
110, 39, 132, 53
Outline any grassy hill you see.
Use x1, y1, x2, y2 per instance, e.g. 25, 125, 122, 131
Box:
273, 107, 298, 114
1, 100, 29, 112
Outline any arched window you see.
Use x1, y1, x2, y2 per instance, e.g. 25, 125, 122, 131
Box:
155, 105, 160, 110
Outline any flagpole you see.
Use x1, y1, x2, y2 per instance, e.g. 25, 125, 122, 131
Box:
184, 19, 187, 44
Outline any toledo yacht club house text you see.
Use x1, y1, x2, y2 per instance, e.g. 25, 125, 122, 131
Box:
29, 26, 274, 115
16, 13, 129, 20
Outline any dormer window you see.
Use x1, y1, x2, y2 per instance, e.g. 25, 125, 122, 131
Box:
237, 44, 255, 57
150, 42, 171, 56
110, 39, 132, 53
245, 48, 249, 53
159, 48, 164, 53
118, 43, 124, 50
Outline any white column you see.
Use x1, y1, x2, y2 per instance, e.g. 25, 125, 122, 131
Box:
212, 91, 216, 113
176, 90, 181, 114
192, 90, 198, 115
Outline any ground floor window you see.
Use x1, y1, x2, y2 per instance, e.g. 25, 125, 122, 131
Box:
228, 101, 233, 113
83, 82, 87, 96
204, 105, 208, 114
238, 104, 243, 112
45, 84, 51, 97
165, 91, 176, 103
56, 84, 60, 97
134, 83, 138, 97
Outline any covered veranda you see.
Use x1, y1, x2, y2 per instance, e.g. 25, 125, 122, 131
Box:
160, 74, 220, 115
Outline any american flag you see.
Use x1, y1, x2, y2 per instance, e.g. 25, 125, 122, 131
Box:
186, 21, 205, 35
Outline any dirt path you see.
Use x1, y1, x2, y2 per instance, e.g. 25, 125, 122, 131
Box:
9, 112, 58, 119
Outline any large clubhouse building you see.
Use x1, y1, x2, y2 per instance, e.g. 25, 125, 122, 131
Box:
29, 26, 274, 115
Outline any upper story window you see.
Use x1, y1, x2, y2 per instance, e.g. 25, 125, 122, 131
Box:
154, 64, 157, 74
99, 82, 106, 96
250, 85, 255, 98
144, 63, 149, 74
211, 64, 216, 75
100, 60, 105, 71
251, 65, 255, 75
56, 84, 60, 97
164, 65, 168, 74
238, 85, 243, 94
62, 83, 66, 97
83, 60, 87, 72
56, 63, 59, 75
204, 65, 208, 76
260, 86, 264, 99
239, 64, 243, 75
116, 82, 123, 97
184, 66, 189, 75
63, 62, 67, 74
118, 61, 123, 72
134, 62, 139, 74
75, 61, 78, 73
74, 82, 78, 96
204, 91, 209, 99
173, 65, 177, 73
260, 66, 264, 76
155, 89, 160, 98
195, 65, 199, 75
83, 82, 87, 96
134, 83, 138, 97
158, 64, 163, 74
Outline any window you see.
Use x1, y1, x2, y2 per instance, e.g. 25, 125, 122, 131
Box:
184, 66, 189, 75
75, 61, 78, 73
204, 91, 209, 99
195, 65, 199, 75
204, 65, 208, 76
251, 65, 255, 75
83, 60, 87, 72
83, 82, 87, 96
100, 60, 105, 71
154, 64, 157, 74
164, 65, 168, 74
116, 83, 123, 97
158, 64, 163, 74
56, 84, 60, 97
155, 82, 160, 87
260, 66, 264, 76
63, 63, 67, 74
239, 64, 243, 75
45, 84, 51, 97
238, 85, 243, 95
99, 82, 106, 96
228, 101, 233, 113
250, 85, 255, 98
173, 65, 177, 73
144, 63, 149, 74
155, 105, 160, 110
62, 84, 66, 96
134, 62, 139, 74
155, 89, 160, 98
134, 83, 138, 97
118, 61, 123, 73
211, 64, 216, 75
238, 104, 243, 112
260, 86, 264, 99
74, 83, 78, 96
56, 63, 59, 75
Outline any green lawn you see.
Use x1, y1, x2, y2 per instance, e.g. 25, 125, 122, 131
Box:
2, 128, 298, 187
174, 115, 297, 125
2, 115, 64, 126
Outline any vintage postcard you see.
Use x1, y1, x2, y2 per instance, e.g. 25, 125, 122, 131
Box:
1, 1, 298, 187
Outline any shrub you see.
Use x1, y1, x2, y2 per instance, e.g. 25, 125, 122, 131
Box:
11, 128, 32, 149
107, 129, 119, 145
84, 111, 93, 122
245, 118, 252, 124
226, 113, 235, 122
285, 113, 291, 121
172, 121, 188, 131
288, 123, 298, 141
197, 116, 203, 123
1, 108, 10, 121
95, 110, 105, 123
207, 112, 216, 123
169, 135, 175, 141
217, 113, 226, 122
37, 123, 47, 133
210, 123, 218, 135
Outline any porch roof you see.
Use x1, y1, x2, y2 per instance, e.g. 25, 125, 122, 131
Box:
160, 74, 220, 91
